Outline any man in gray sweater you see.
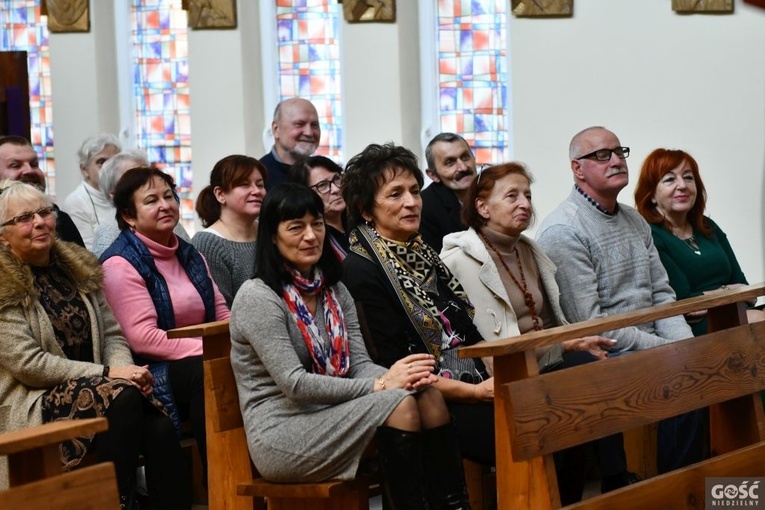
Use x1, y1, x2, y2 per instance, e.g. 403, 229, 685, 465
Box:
536, 126, 698, 478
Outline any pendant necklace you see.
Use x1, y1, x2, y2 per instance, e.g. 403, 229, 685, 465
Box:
480, 232, 541, 331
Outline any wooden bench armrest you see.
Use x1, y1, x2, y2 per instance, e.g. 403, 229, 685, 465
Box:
167, 319, 231, 339
0, 418, 108, 456
461, 282, 765, 359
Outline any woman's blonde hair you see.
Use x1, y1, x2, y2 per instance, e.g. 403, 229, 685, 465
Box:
0, 180, 54, 233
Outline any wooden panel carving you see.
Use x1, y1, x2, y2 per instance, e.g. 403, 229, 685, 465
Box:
672, 0, 734, 12
512, 0, 572, 17
42, 0, 90, 33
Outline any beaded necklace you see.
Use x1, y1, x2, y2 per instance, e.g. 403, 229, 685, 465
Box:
479, 232, 542, 331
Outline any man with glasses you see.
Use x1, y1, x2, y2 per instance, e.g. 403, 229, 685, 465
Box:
536, 126, 699, 483
261, 97, 321, 191
421, 132, 477, 252
0, 136, 84, 246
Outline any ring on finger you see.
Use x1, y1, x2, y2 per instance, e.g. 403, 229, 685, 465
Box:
408, 363, 412, 369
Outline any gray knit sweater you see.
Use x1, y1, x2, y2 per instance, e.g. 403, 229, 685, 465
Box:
191, 230, 257, 307
536, 188, 692, 352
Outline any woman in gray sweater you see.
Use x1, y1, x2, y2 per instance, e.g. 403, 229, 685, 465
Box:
230, 183, 472, 510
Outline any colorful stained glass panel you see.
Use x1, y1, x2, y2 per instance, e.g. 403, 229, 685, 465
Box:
0, 0, 56, 195
131, 0, 194, 229
275, 0, 343, 161
437, 0, 508, 165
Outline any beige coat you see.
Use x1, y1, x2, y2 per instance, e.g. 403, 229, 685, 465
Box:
0, 240, 133, 487
440, 227, 568, 372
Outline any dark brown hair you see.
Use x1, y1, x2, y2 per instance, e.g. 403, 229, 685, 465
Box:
113, 167, 177, 231
195, 155, 268, 227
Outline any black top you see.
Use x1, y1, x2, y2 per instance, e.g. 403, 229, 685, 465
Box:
259, 150, 292, 191
54, 205, 85, 247
343, 250, 484, 376
420, 181, 466, 253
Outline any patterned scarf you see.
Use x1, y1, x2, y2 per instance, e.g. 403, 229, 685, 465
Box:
350, 224, 481, 378
282, 267, 350, 377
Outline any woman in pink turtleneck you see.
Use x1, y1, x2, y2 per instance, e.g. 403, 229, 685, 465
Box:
101, 167, 229, 486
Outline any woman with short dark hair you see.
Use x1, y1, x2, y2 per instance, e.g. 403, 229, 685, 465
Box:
230, 183, 471, 509
342, 142, 495, 471
101, 167, 230, 490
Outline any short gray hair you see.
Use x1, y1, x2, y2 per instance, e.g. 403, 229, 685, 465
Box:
569, 126, 608, 160
77, 133, 121, 167
99, 149, 149, 204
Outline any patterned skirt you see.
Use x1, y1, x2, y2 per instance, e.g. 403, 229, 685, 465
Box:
41, 376, 165, 470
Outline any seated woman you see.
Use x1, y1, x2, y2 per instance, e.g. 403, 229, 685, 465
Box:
341, 142, 495, 468
193, 155, 267, 306
101, 167, 230, 481
92, 151, 191, 257
439, 163, 635, 502
230, 183, 471, 509
0, 180, 189, 508
288, 155, 349, 260
62, 133, 121, 249
635, 148, 764, 335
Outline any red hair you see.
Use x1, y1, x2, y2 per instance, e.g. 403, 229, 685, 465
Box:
634, 148, 712, 237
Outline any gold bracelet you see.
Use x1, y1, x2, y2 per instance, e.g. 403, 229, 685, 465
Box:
377, 377, 385, 390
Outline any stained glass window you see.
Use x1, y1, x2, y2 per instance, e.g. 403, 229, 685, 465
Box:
436, 0, 508, 165
0, 0, 56, 194
275, 0, 343, 161
130, 0, 194, 229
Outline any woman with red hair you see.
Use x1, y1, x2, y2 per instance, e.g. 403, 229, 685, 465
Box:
635, 148, 763, 335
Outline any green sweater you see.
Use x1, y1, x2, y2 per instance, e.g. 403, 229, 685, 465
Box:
650, 218, 748, 336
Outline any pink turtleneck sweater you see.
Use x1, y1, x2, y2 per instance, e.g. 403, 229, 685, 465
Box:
102, 231, 230, 360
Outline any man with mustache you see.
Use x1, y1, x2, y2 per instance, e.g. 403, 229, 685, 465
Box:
536, 126, 699, 482
421, 132, 477, 252
0, 135, 84, 246
260, 97, 321, 191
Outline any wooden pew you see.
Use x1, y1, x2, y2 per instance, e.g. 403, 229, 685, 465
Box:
0, 417, 120, 509
168, 321, 371, 510
460, 283, 765, 509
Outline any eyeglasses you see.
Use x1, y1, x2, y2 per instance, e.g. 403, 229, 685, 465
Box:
310, 173, 343, 194
1, 206, 56, 227
576, 146, 630, 161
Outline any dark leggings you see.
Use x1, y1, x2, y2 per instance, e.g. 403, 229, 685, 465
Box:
167, 355, 207, 476
96, 386, 191, 509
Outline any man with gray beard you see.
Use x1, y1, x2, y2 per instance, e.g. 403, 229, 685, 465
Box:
536, 126, 699, 484
260, 97, 321, 191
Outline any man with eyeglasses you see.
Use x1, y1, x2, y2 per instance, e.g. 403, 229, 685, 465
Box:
536, 126, 699, 483
261, 97, 321, 191
421, 132, 477, 252
0, 136, 84, 246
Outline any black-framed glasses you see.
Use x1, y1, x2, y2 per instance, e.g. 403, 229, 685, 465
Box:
1, 206, 56, 227
310, 173, 343, 194
576, 146, 630, 162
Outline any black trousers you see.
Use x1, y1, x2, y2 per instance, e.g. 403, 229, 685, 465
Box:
97, 386, 192, 509
167, 355, 207, 476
